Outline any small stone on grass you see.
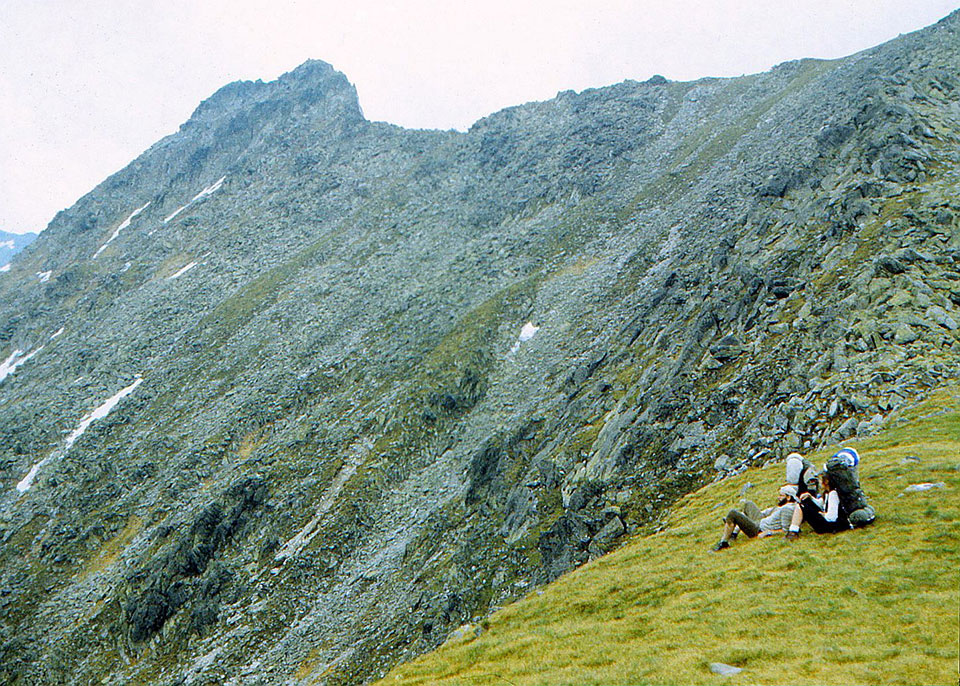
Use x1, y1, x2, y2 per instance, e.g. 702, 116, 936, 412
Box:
709, 662, 743, 676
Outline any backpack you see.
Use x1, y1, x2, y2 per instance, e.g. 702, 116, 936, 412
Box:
825, 451, 875, 527
786, 454, 819, 497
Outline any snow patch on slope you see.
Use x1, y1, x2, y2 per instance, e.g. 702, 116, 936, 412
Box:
192, 176, 226, 202
164, 176, 227, 225
64, 377, 143, 451
168, 261, 198, 280
16, 461, 47, 495
509, 322, 540, 355
16, 377, 144, 493
0, 346, 43, 383
163, 204, 189, 224
94, 202, 151, 258
0, 350, 25, 382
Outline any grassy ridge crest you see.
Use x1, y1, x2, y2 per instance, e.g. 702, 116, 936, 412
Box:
377, 388, 960, 685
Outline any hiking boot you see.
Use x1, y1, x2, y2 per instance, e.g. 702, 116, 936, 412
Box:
785, 531, 800, 541
711, 540, 730, 552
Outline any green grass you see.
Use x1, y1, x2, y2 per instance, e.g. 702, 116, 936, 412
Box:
376, 388, 960, 685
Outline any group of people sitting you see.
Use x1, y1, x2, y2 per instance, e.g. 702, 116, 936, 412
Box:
712, 448, 863, 551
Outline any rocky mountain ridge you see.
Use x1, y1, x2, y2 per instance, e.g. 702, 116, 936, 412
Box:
0, 12, 958, 685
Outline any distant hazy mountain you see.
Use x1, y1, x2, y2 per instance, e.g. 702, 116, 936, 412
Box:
0, 230, 36, 269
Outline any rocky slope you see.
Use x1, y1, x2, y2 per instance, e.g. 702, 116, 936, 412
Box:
1, 12, 959, 686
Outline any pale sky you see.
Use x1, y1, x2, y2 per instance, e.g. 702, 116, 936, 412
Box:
1, 0, 958, 235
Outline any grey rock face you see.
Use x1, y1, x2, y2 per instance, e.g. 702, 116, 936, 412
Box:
588, 514, 626, 560
927, 305, 958, 330
876, 255, 909, 274
0, 12, 959, 686
537, 513, 593, 582
894, 323, 920, 344
710, 334, 744, 360
835, 416, 860, 440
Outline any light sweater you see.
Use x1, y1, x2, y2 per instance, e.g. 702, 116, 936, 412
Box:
758, 503, 797, 532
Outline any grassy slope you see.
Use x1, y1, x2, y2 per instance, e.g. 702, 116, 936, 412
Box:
377, 388, 960, 686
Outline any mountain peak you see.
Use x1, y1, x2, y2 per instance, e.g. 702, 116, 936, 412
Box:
183, 59, 362, 130
279, 58, 339, 83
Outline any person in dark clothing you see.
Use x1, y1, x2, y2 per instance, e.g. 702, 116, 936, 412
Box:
785, 472, 850, 539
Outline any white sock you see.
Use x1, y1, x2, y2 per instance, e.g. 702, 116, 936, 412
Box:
789, 525, 800, 533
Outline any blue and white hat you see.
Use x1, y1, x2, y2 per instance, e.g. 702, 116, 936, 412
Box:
833, 447, 859, 468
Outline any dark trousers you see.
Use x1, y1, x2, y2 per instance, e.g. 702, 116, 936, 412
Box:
800, 498, 847, 533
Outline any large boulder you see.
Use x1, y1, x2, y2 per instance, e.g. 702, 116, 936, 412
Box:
537, 514, 592, 582
710, 334, 744, 361
927, 306, 958, 330
588, 515, 626, 560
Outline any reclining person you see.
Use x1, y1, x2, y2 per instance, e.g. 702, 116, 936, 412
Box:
712, 486, 798, 551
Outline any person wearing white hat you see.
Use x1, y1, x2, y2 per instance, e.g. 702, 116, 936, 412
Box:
711, 486, 799, 551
